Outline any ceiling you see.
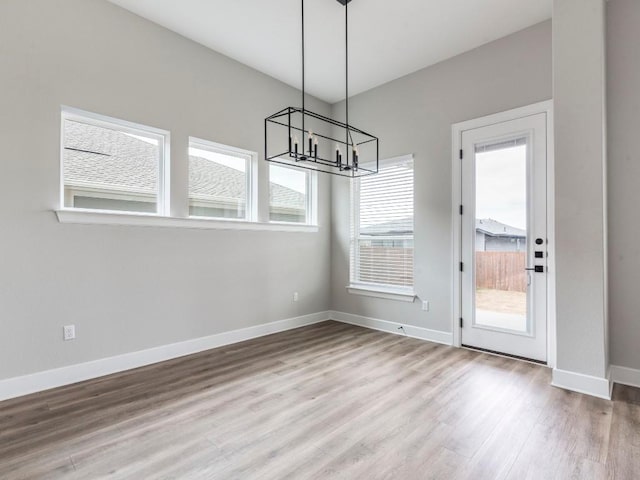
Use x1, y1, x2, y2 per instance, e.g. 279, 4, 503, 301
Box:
107, 0, 552, 104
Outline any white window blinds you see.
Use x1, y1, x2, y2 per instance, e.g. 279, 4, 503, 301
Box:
351, 156, 414, 290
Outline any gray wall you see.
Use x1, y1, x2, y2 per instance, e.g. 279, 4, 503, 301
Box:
8, 0, 635, 385
607, 0, 640, 371
330, 22, 552, 332
553, 0, 608, 379
0, 0, 331, 380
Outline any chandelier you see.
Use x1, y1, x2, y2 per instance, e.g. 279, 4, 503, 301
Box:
265, 0, 379, 177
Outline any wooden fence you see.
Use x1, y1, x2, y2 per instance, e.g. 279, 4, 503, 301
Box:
356, 248, 526, 292
358, 246, 414, 287
476, 251, 527, 292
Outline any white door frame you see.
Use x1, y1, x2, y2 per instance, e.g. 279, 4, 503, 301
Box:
451, 100, 556, 368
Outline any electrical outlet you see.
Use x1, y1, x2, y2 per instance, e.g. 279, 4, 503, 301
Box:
422, 301, 430, 312
63, 325, 76, 341
293, 292, 299, 302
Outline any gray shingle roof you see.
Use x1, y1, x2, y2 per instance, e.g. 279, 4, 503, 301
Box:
360, 217, 413, 235
359, 217, 525, 238
64, 121, 158, 193
476, 218, 526, 238
188, 156, 245, 201
269, 181, 305, 209
63, 120, 304, 209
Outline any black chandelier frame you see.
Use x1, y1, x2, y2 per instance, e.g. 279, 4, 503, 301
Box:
264, 0, 379, 178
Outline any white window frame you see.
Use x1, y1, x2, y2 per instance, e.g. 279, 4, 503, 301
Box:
56, 107, 317, 233
348, 154, 416, 302
267, 163, 318, 226
451, 100, 556, 365
188, 137, 258, 222
60, 106, 170, 216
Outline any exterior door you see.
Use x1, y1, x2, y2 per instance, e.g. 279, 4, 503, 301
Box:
460, 113, 548, 362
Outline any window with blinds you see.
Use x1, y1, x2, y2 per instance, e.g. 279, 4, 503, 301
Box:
351, 155, 414, 291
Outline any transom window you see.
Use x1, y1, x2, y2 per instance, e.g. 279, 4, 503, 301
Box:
269, 164, 313, 224
188, 138, 256, 221
61, 108, 168, 215
59, 107, 318, 231
351, 155, 414, 291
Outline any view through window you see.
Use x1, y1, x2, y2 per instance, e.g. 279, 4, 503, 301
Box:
474, 139, 528, 332
188, 141, 252, 220
62, 113, 164, 214
269, 164, 309, 224
351, 157, 414, 290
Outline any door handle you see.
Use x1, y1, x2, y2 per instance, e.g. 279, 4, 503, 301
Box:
525, 266, 545, 273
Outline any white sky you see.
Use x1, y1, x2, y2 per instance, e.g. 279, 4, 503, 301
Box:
475, 145, 527, 230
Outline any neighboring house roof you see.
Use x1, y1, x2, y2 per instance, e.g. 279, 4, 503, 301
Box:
359, 217, 525, 238
360, 217, 413, 235
189, 156, 245, 202
476, 218, 526, 238
269, 181, 305, 210
63, 120, 304, 209
64, 121, 158, 194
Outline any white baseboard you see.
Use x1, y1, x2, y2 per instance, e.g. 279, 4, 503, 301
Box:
6, 309, 631, 404
0, 311, 330, 402
330, 311, 453, 346
610, 365, 640, 389
551, 368, 613, 400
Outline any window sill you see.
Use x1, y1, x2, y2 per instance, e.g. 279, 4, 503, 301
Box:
55, 209, 319, 232
346, 285, 416, 302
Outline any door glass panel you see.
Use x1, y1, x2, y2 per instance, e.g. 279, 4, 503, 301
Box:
474, 138, 528, 332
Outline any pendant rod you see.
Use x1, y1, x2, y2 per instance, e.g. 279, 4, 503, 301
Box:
345, 0, 349, 155
301, 0, 305, 133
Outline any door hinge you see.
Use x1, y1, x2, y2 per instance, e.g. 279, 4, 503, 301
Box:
459, 262, 464, 272
459, 149, 463, 160
460, 317, 464, 328
459, 205, 463, 215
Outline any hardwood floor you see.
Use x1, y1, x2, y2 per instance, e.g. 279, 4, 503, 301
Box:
1, 321, 638, 479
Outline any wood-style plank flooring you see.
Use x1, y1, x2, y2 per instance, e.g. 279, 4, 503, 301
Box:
1, 321, 639, 479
